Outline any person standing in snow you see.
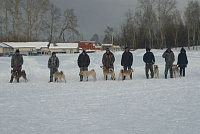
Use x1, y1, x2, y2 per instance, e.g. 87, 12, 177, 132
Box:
102, 48, 115, 69
48, 52, 59, 82
10, 49, 24, 83
177, 47, 188, 77
143, 47, 155, 79
162, 47, 175, 79
77, 50, 90, 82
121, 46, 133, 80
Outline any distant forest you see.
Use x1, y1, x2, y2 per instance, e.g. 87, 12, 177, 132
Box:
0, 0, 200, 50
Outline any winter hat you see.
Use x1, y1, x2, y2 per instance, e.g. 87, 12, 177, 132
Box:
106, 48, 110, 51
16, 49, 20, 53
125, 46, 129, 49
52, 52, 56, 55
146, 47, 150, 51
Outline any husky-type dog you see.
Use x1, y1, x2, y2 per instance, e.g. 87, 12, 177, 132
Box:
153, 65, 159, 78
53, 71, 66, 83
80, 69, 97, 81
11, 70, 28, 83
100, 66, 115, 80
172, 65, 180, 78
118, 68, 134, 80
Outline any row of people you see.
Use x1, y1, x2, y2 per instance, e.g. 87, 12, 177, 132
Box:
9, 47, 188, 83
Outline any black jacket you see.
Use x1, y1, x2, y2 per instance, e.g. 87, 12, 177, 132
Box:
143, 52, 155, 64
121, 51, 133, 67
177, 53, 188, 67
78, 53, 90, 67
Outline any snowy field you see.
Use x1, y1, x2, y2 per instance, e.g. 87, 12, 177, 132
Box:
0, 48, 200, 134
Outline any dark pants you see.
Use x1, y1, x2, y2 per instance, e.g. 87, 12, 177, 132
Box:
145, 64, 154, 79
50, 68, 58, 82
180, 66, 186, 77
123, 66, 132, 80
123, 66, 131, 70
79, 67, 88, 81
10, 69, 21, 83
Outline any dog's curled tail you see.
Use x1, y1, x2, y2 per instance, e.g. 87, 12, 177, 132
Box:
60, 71, 64, 74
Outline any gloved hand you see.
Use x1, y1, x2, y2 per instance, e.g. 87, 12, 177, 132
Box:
17, 64, 21, 70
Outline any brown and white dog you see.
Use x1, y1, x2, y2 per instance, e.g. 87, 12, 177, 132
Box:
80, 69, 97, 81
53, 71, 66, 83
118, 68, 134, 80
100, 66, 115, 80
11, 70, 28, 83
172, 64, 180, 78
153, 65, 159, 78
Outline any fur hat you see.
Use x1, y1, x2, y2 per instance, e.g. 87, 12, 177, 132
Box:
16, 49, 20, 53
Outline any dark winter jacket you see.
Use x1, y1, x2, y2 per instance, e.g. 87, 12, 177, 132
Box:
121, 51, 133, 67
162, 49, 175, 64
78, 53, 90, 68
48, 56, 59, 69
143, 52, 155, 64
11, 54, 23, 70
177, 48, 188, 67
102, 51, 115, 69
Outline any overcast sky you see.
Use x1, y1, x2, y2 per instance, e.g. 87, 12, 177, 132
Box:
52, 0, 189, 40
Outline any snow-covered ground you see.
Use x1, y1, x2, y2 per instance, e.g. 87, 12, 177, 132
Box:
0, 48, 200, 134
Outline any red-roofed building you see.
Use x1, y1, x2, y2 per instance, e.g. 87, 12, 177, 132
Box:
74, 41, 96, 50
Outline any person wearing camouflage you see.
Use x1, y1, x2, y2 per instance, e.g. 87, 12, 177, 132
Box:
48, 52, 59, 82
143, 47, 155, 79
10, 49, 24, 83
102, 48, 115, 69
77, 50, 90, 82
162, 48, 175, 79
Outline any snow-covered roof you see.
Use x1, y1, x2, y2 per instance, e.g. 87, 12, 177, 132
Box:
3, 42, 79, 49
3, 42, 48, 49
49, 43, 79, 49
0, 43, 11, 48
102, 44, 113, 46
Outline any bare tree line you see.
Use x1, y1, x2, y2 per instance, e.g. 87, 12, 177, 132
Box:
0, 0, 81, 43
101, 0, 200, 50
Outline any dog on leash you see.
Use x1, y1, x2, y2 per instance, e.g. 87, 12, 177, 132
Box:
53, 71, 66, 83
172, 64, 180, 78
80, 69, 97, 81
100, 66, 115, 80
11, 70, 28, 83
118, 68, 134, 80
153, 65, 159, 78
